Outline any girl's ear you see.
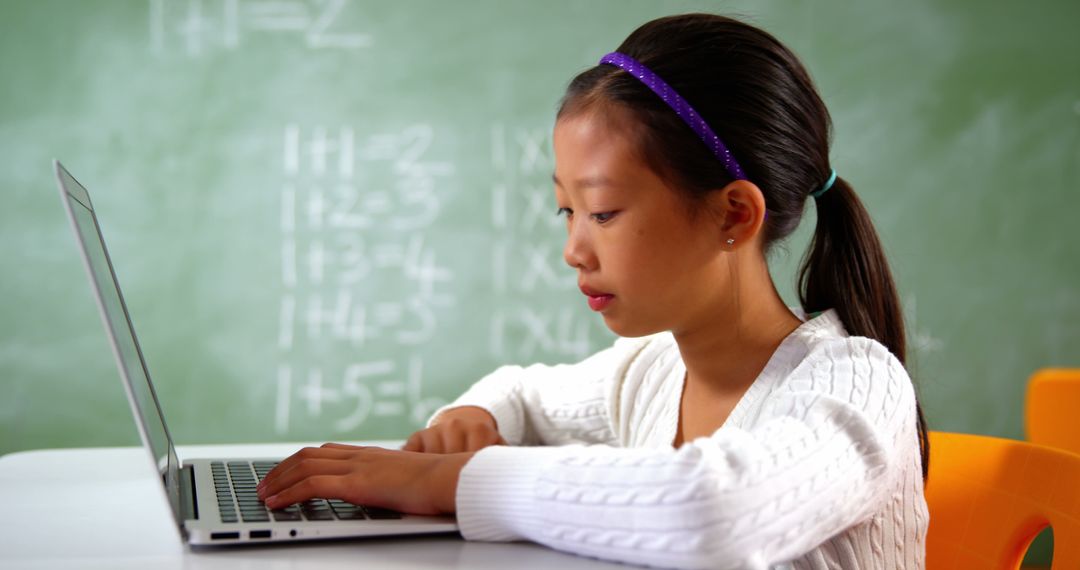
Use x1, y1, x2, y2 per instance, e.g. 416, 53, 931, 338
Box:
707, 180, 767, 249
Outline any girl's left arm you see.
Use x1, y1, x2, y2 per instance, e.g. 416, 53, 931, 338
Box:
257, 443, 471, 515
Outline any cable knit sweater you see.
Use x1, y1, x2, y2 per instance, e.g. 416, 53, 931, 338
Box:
431, 310, 928, 569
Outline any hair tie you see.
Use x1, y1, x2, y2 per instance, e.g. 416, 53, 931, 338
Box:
598, 52, 748, 182
810, 169, 837, 199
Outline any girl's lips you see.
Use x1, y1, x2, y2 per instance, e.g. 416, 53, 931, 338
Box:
586, 294, 614, 311
580, 284, 614, 311
579, 284, 610, 297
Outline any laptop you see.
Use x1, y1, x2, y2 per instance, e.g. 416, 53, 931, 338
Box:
53, 160, 459, 545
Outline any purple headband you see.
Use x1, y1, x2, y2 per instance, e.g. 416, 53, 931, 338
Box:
598, 52, 748, 181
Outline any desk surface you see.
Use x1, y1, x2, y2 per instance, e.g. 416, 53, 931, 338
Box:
0, 442, 626, 569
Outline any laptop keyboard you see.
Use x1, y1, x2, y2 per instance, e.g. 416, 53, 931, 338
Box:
210, 461, 403, 524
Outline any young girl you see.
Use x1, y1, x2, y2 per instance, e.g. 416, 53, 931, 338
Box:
258, 13, 929, 569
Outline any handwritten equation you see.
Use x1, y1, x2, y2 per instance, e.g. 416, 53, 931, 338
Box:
275, 123, 451, 435
150, 0, 372, 57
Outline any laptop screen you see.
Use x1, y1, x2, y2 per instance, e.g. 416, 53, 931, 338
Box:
55, 161, 182, 522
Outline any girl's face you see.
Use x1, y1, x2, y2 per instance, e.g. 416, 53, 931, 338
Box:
553, 111, 728, 337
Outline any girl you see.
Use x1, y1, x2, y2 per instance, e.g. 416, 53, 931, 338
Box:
258, 13, 929, 569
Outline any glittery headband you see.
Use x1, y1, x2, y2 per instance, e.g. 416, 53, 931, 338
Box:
599, 52, 748, 181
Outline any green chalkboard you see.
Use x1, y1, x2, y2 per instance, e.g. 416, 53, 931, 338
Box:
2, 0, 1079, 459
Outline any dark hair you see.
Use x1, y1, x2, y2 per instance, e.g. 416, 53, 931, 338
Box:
557, 13, 929, 478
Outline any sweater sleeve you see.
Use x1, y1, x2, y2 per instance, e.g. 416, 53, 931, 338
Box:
454, 338, 923, 569
428, 335, 655, 446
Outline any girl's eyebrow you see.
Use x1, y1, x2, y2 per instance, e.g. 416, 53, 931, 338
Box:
551, 173, 617, 190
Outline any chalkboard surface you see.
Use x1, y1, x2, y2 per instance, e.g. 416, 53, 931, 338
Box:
2, 0, 1078, 456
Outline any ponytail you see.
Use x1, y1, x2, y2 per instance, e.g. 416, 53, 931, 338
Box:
798, 177, 930, 479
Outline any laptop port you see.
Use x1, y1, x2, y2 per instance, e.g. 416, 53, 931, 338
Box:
210, 532, 240, 541
249, 530, 272, 539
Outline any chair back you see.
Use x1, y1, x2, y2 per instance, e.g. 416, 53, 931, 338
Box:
926, 432, 1080, 570
1026, 368, 1080, 455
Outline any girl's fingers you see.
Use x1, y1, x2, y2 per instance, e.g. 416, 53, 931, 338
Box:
441, 429, 467, 454
405, 425, 507, 454
257, 457, 354, 501
420, 430, 443, 454
402, 432, 423, 452
320, 442, 367, 451
264, 474, 349, 510
259, 447, 358, 491
464, 428, 495, 451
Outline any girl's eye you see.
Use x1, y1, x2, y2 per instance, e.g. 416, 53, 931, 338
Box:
556, 207, 573, 218
591, 211, 617, 224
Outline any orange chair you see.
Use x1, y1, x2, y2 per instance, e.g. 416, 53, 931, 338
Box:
925, 432, 1080, 570
1026, 368, 1080, 455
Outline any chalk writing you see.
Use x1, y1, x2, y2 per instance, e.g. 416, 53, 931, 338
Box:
274, 123, 452, 434
150, 0, 372, 57
488, 123, 612, 362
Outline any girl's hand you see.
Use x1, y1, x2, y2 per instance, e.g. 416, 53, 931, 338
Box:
256, 443, 473, 515
402, 406, 507, 454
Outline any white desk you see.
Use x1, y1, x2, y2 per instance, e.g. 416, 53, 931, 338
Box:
0, 443, 627, 569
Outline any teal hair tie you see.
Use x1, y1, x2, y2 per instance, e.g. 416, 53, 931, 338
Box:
811, 169, 837, 199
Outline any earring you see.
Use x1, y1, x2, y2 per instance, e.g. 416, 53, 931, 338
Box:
726, 238, 735, 246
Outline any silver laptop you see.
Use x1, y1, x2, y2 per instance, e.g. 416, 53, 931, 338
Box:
54, 160, 459, 545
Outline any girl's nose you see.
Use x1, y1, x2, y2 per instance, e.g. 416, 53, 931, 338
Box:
563, 220, 595, 271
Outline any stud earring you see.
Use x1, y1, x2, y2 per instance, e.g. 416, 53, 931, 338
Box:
726, 238, 735, 246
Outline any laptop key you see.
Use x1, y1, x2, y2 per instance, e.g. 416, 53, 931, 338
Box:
272, 509, 302, 521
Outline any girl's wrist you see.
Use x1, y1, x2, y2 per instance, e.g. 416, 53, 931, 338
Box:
435, 451, 476, 514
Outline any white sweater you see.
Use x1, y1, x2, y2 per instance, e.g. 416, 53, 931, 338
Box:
433, 310, 928, 569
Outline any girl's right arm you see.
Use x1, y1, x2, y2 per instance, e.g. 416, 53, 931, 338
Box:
449, 338, 925, 569
402, 335, 655, 454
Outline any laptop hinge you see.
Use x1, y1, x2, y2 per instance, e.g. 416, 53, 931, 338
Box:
179, 464, 199, 521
